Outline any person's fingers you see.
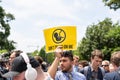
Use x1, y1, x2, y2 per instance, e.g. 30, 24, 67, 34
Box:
56, 46, 63, 49
55, 46, 63, 58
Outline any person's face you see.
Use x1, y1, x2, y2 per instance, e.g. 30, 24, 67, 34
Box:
102, 62, 109, 71
9, 52, 16, 64
109, 63, 115, 72
73, 57, 79, 65
60, 57, 73, 72
78, 64, 83, 70
13, 72, 25, 80
91, 56, 102, 69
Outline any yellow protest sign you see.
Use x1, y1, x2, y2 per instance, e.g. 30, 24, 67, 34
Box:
43, 26, 77, 53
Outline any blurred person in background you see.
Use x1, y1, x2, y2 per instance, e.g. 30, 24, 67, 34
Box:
102, 60, 110, 73
2, 46, 63, 80
109, 63, 115, 72
78, 60, 89, 71
9, 50, 22, 67
104, 51, 120, 80
73, 55, 80, 72
0, 59, 9, 80
34, 56, 48, 72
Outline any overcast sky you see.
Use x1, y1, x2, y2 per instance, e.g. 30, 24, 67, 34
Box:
1, 0, 120, 53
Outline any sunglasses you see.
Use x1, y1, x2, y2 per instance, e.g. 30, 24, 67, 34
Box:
101, 65, 109, 67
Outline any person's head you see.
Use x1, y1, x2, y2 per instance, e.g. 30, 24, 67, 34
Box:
91, 49, 104, 69
110, 51, 120, 70
60, 50, 73, 72
9, 50, 22, 64
3, 54, 40, 80
34, 56, 43, 65
78, 60, 89, 70
73, 55, 79, 66
102, 60, 110, 72
34, 56, 48, 72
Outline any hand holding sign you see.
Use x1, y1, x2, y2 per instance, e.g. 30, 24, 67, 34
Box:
55, 46, 63, 58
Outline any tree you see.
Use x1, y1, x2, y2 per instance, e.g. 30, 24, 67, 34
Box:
105, 25, 120, 51
31, 50, 39, 56
39, 46, 46, 61
0, 1, 15, 51
38, 46, 55, 64
78, 18, 120, 60
103, 0, 120, 10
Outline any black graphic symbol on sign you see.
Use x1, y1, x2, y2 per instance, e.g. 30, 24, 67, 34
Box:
52, 29, 66, 44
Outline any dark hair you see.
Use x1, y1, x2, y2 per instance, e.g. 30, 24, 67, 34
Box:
91, 49, 104, 59
34, 56, 43, 64
79, 60, 89, 67
110, 51, 120, 67
61, 50, 73, 61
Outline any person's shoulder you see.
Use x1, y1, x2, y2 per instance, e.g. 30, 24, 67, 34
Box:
55, 71, 66, 80
80, 66, 89, 72
106, 71, 118, 76
99, 67, 105, 76
80, 66, 90, 74
104, 71, 119, 80
74, 71, 84, 76
55, 71, 63, 76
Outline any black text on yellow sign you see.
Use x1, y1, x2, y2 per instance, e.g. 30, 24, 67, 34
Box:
43, 26, 77, 53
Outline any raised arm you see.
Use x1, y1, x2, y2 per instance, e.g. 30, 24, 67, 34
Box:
47, 46, 63, 79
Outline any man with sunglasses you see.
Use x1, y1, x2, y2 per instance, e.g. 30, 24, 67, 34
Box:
102, 60, 110, 73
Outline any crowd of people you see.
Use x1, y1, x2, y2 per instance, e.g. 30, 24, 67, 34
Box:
0, 46, 120, 80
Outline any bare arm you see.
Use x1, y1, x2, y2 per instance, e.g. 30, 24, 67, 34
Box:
47, 46, 62, 79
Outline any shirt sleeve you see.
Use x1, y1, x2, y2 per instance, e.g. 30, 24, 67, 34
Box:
79, 73, 86, 80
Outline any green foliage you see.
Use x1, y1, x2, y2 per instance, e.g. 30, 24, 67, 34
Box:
37, 46, 55, 64
72, 49, 82, 60
0, 49, 7, 54
78, 18, 120, 60
31, 50, 39, 56
0, 2, 15, 51
105, 25, 120, 47
103, 0, 120, 10
38, 46, 46, 60
72, 49, 79, 55
46, 53, 55, 64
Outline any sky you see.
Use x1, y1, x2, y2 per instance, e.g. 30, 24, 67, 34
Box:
1, 0, 120, 53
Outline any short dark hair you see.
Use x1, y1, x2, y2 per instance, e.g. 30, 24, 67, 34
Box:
79, 60, 89, 67
34, 56, 43, 64
91, 49, 104, 59
61, 50, 73, 61
110, 51, 120, 67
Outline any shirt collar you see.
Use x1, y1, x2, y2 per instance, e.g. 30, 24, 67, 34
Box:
63, 70, 74, 75
90, 65, 98, 72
